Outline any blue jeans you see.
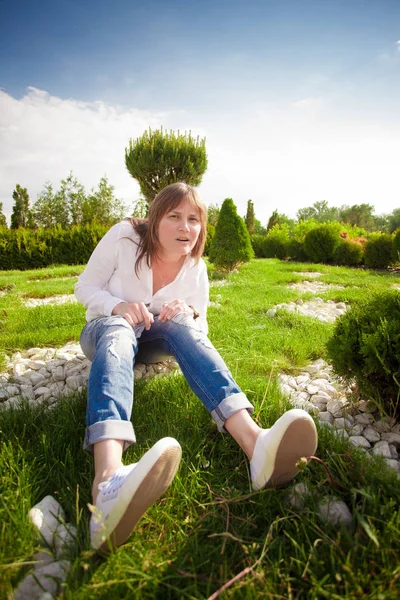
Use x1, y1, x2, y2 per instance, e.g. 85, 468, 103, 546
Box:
79, 315, 254, 451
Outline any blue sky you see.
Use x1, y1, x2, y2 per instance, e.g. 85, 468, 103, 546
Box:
1, 0, 400, 224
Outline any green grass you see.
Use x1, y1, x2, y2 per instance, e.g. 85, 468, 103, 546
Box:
1, 260, 400, 598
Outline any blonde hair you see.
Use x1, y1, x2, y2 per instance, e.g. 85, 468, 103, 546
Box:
126, 182, 207, 275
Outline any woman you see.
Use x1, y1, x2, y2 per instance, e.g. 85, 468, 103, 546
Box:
75, 182, 318, 552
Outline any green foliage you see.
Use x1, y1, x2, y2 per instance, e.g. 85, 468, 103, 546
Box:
203, 223, 215, 255
0, 203, 7, 228
250, 233, 265, 257
340, 203, 376, 230
125, 128, 208, 204
244, 199, 256, 235
11, 184, 34, 229
364, 233, 395, 269
303, 224, 341, 263
207, 203, 220, 227
267, 209, 295, 231
32, 173, 127, 229
297, 200, 340, 223
327, 291, 400, 415
208, 198, 253, 271
0, 224, 108, 270
333, 239, 364, 266
262, 224, 290, 259
131, 195, 149, 218
388, 208, 400, 234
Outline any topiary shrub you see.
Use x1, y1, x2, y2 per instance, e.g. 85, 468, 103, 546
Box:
333, 239, 364, 266
251, 234, 265, 258
208, 198, 254, 271
303, 224, 340, 263
364, 234, 395, 269
327, 291, 400, 416
261, 224, 290, 259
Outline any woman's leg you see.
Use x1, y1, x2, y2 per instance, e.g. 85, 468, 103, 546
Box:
80, 316, 182, 550
138, 317, 318, 489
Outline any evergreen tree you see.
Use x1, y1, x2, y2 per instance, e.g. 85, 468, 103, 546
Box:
267, 209, 294, 231
82, 176, 128, 225
0, 202, 7, 227
125, 128, 208, 204
10, 184, 34, 229
209, 198, 254, 271
244, 199, 255, 235
32, 183, 65, 228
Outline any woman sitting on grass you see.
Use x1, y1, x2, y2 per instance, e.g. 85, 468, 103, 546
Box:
75, 181, 318, 551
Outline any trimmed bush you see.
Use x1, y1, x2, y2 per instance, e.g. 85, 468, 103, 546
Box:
208, 198, 253, 271
303, 224, 340, 263
327, 291, 400, 416
0, 224, 108, 270
333, 239, 364, 266
261, 224, 290, 259
392, 228, 400, 262
250, 234, 265, 258
364, 234, 395, 269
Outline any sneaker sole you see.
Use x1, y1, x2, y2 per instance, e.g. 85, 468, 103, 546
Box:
252, 409, 318, 490
268, 417, 317, 487
93, 438, 182, 551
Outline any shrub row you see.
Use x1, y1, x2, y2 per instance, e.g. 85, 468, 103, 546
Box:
0, 224, 108, 270
251, 222, 400, 269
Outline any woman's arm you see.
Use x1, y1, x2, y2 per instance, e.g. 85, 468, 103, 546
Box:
74, 223, 126, 318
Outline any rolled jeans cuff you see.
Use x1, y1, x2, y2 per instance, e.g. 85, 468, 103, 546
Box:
83, 420, 136, 453
210, 392, 254, 432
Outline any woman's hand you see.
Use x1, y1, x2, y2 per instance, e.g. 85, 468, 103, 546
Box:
112, 301, 154, 330
158, 299, 194, 323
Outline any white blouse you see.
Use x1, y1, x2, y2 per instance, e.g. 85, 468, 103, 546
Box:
74, 220, 209, 333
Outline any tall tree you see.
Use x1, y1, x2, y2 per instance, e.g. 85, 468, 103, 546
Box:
339, 203, 375, 230
0, 202, 7, 227
82, 176, 128, 225
267, 209, 294, 231
297, 200, 339, 223
10, 184, 34, 229
32, 183, 68, 228
244, 200, 255, 235
207, 203, 220, 227
209, 198, 253, 271
125, 128, 208, 204
387, 208, 400, 233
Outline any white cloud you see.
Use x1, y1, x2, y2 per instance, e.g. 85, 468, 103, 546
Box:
1, 87, 400, 228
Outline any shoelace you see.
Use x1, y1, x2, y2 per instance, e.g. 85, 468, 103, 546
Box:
98, 464, 136, 502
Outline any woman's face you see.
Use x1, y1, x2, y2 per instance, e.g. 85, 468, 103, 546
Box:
157, 197, 202, 260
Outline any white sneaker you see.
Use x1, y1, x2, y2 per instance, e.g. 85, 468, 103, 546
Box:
250, 409, 318, 491
90, 437, 182, 551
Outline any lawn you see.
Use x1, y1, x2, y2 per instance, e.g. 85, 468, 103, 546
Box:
1, 259, 400, 599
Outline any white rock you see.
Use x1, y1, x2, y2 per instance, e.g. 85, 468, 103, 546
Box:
26, 347, 43, 357
333, 429, 349, 439
306, 384, 320, 395
54, 523, 77, 558
363, 427, 381, 443
354, 413, 373, 425
286, 482, 312, 510
317, 499, 353, 528
318, 411, 334, 424
334, 417, 354, 430
29, 496, 65, 546
349, 436, 371, 449
389, 444, 398, 459
25, 371, 45, 386
385, 458, 400, 473
27, 360, 46, 371
372, 441, 392, 458
34, 387, 51, 398
6, 384, 20, 396
381, 432, 400, 447
349, 424, 364, 436
14, 560, 70, 600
